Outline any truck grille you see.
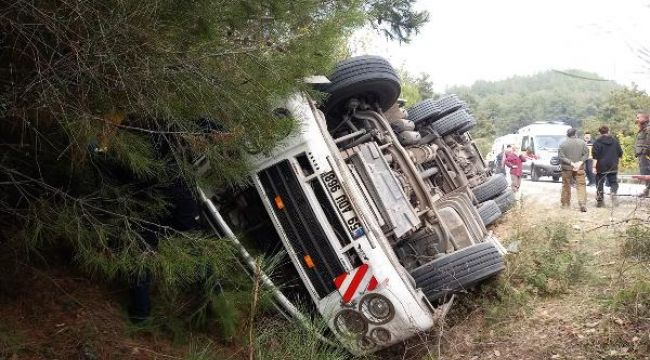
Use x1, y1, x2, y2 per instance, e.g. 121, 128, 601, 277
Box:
259, 160, 344, 298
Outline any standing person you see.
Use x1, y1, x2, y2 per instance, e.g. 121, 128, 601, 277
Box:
558, 128, 589, 212
584, 132, 596, 186
635, 112, 650, 197
504, 145, 526, 193
495, 146, 506, 174
501, 145, 513, 186
592, 126, 623, 207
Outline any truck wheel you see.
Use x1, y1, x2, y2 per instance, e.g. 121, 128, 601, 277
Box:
411, 242, 505, 302
405, 98, 440, 125
531, 165, 540, 182
477, 200, 502, 226
456, 121, 475, 134
323, 55, 400, 122
406, 95, 466, 126
493, 188, 516, 213
471, 174, 508, 203
552, 175, 560, 182
426, 109, 476, 137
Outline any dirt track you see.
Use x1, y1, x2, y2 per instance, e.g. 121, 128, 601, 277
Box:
518, 176, 646, 208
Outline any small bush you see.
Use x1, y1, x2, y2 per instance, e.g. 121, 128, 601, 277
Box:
622, 225, 650, 262
452, 221, 588, 324
254, 318, 350, 360
510, 222, 588, 296
610, 281, 650, 322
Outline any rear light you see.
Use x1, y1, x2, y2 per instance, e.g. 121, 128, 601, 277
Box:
334, 309, 367, 338
360, 294, 394, 324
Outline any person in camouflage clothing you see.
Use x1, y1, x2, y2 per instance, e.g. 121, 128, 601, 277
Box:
635, 112, 650, 197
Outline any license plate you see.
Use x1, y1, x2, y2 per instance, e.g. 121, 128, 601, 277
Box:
320, 170, 364, 238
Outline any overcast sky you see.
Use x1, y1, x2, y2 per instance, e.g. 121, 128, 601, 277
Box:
351, 0, 650, 92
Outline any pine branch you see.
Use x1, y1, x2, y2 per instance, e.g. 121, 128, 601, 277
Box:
0, 165, 190, 239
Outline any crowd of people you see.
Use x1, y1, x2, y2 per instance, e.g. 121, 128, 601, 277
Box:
495, 112, 650, 212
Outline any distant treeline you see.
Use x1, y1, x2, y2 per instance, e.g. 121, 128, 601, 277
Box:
447, 70, 650, 170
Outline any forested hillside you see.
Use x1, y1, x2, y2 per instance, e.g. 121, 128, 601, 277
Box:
447, 70, 630, 153
453, 71, 622, 135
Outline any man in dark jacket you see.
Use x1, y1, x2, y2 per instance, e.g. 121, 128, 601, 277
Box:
592, 125, 623, 207
559, 128, 589, 212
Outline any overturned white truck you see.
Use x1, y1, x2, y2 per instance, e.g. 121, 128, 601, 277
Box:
200, 56, 507, 354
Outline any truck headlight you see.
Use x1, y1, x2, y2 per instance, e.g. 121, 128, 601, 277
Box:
370, 327, 391, 344
357, 336, 376, 351
360, 294, 394, 324
334, 309, 367, 338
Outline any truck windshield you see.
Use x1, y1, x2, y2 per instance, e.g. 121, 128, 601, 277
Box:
535, 135, 565, 150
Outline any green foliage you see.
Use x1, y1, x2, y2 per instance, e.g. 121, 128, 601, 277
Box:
365, 0, 429, 43
588, 86, 650, 171
399, 69, 437, 106
209, 293, 241, 340
616, 134, 639, 172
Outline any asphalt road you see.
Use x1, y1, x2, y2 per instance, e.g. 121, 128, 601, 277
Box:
514, 175, 648, 208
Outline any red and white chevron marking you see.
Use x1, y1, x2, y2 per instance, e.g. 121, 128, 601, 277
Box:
333, 264, 378, 303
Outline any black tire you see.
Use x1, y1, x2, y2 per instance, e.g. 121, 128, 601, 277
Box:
493, 188, 516, 213
472, 174, 508, 203
477, 200, 502, 226
407, 95, 466, 126
426, 109, 476, 137
456, 121, 475, 134
411, 242, 505, 302
405, 98, 440, 124
552, 175, 560, 182
531, 165, 540, 182
323, 56, 400, 121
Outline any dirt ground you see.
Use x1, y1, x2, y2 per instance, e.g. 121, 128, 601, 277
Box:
0, 266, 190, 359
